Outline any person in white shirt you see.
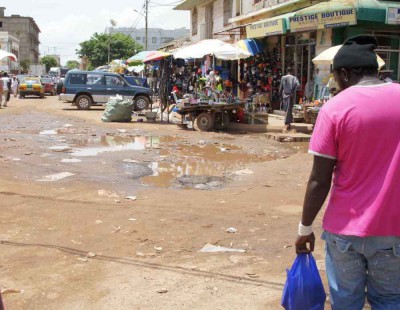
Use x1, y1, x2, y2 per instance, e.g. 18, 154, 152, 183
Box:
11, 76, 18, 97
1, 72, 10, 107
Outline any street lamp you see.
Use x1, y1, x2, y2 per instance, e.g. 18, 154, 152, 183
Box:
108, 19, 117, 64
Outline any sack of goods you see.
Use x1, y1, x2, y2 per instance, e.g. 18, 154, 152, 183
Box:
281, 253, 326, 310
102, 95, 134, 123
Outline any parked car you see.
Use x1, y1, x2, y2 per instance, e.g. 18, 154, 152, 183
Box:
40, 77, 56, 96
18, 77, 45, 98
59, 71, 152, 110
124, 76, 150, 88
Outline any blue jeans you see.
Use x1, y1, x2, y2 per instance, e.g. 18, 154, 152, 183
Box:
322, 231, 400, 310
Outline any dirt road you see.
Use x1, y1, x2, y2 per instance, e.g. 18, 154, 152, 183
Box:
0, 96, 327, 309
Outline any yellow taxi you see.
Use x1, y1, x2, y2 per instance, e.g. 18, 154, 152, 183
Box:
18, 77, 45, 98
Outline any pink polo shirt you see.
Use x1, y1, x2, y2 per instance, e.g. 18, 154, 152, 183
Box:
309, 82, 400, 237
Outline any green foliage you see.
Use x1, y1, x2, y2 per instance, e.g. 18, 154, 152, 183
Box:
76, 32, 143, 68
41, 56, 58, 72
66, 60, 80, 69
20, 59, 31, 72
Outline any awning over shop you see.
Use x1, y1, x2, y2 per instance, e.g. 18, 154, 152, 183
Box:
236, 39, 264, 56
246, 12, 295, 39
173, 39, 251, 60
289, 0, 396, 33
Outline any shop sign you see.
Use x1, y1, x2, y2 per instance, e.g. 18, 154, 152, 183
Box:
246, 18, 285, 38
387, 7, 400, 25
289, 8, 357, 32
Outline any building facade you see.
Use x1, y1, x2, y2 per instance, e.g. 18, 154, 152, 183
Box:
0, 31, 19, 73
0, 7, 41, 65
108, 27, 189, 51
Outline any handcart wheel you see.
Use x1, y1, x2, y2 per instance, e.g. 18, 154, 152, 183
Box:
196, 112, 214, 131
214, 112, 229, 130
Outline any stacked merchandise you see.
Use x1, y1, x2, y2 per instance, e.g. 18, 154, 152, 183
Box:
240, 43, 283, 111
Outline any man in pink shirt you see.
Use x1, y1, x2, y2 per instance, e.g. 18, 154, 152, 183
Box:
295, 35, 400, 309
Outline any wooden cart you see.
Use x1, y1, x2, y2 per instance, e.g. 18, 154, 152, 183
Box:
176, 102, 244, 131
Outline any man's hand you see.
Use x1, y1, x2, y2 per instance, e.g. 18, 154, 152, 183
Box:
295, 233, 315, 254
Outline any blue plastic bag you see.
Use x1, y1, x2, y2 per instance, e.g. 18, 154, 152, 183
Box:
281, 253, 326, 310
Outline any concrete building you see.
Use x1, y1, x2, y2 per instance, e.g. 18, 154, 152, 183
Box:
0, 7, 40, 65
108, 27, 189, 51
175, 0, 237, 43
0, 31, 19, 73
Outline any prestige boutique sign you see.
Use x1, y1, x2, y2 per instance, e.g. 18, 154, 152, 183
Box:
290, 8, 357, 32
246, 17, 285, 38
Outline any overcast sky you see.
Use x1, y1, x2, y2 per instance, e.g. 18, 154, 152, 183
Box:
1, 0, 189, 64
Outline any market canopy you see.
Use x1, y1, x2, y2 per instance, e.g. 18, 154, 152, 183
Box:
0, 50, 17, 62
143, 51, 171, 63
312, 45, 386, 69
236, 39, 264, 56
127, 51, 155, 64
173, 39, 251, 60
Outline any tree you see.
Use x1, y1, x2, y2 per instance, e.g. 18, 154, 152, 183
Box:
76, 32, 143, 68
66, 60, 80, 69
41, 56, 58, 72
20, 59, 31, 72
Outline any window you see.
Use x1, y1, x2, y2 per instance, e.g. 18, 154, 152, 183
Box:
105, 75, 125, 87
235, 0, 242, 16
161, 37, 174, 43
143, 37, 146, 43
254, 0, 262, 4
69, 74, 87, 85
136, 36, 141, 41
152, 37, 157, 43
223, 0, 233, 25
87, 74, 104, 85
0, 22, 2, 28
192, 7, 198, 35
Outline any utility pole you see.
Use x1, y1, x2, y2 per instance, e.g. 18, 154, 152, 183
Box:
145, 0, 149, 50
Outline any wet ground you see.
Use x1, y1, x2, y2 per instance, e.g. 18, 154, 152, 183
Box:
0, 97, 333, 310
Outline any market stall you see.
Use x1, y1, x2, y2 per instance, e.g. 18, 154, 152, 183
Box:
168, 39, 250, 131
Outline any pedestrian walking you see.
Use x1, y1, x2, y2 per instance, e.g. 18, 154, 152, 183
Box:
2, 72, 11, 107
279, 67, 299, 131
295, 35, 400, 309
11, 75, 18, 97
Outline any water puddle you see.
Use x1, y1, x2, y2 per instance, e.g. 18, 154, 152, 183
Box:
142, 144, 272, 188
69, 136, 161, 157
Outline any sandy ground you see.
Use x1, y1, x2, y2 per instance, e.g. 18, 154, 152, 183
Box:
0, 95, 331, 309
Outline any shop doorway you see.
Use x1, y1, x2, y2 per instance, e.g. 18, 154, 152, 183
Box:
284, 33, 316, 100
368, 32, 400, 82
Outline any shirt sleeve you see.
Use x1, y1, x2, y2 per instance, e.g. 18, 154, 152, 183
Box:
309, 108, 338, 159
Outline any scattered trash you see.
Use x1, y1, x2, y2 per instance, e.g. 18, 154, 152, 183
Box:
123, 159, 140, 163
154, 246, 163, 252
11, 158, 21, 161
226, 227, 237, 233
271, 215, 281, 219
24, 152, 34, 156
198, 243, 246, 253
1, 288, 23, 295
38, 172, 75, 182
78, 257, 89, 262
136, 252, 145, 257
128, 218, 137, 222
87, 252, 96, 258
71, 240, 82, 245
60, 158, 82, 163
64, 124, 73, 127
49, 145, 71, 152
198, 140, 206, 145
39, 130, 57, 135
126, 196, 137, 201
95, 220, 103, 224
233, 169, 254, 176
248, 274, 260, 278
112, 225, 121, 233
284, 245, 292, 249
157, 288, 168, 294
115, 200, 121, 203
118, 129, 128, 133
194, 184, 209, 191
